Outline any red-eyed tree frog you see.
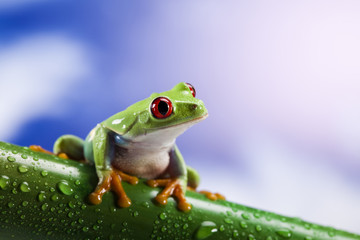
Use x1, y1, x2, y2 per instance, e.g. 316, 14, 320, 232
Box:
32, 83, 221, 212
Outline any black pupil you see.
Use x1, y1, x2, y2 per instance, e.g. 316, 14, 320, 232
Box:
158, 101, 169, 115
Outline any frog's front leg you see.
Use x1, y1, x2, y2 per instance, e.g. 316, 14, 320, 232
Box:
147, 178, 190, 211
88, 168, 138, 207
87, 125, 138, 208
147, 145, 192, 212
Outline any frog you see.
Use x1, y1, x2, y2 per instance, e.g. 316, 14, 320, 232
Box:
42, 82, 217, 212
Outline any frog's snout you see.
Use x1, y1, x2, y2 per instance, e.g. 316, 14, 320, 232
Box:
191, 101, 207, 117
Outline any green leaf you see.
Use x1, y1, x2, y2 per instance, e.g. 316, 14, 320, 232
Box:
0, 142, 359, 240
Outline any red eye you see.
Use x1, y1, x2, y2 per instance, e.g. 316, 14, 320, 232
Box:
151, 97, 173, 119
186, 83, 196, 97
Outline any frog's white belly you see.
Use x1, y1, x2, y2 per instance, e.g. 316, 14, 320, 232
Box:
109, 121, 196, 179
112, 147, 171, 179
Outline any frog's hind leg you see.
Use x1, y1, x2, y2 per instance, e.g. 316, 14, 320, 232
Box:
187, 166, 200, 189
187, 166, 225, 201
53, 135, 85, 161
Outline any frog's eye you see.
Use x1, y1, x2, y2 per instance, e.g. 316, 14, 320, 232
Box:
151, 97, 173, 119
185, 83, 196, 97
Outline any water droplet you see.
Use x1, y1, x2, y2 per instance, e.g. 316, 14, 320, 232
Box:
241, 213, 250, 220
33, 157, 39, 161
174, 223, 180, 228
41, 203, 49, 211
305, 237, 313, 240
74, 180, 80, 185
256, 225, 262, 232
38, 191, 46, 202
21, 154, 28, 159
248, 234, 256, 240
41, 171, 48, 177
159, 212, 167, 220
68, 212, 74, 218
57, 181, 73, 195
11, 150, 18, 154
51, 194, 59, 201
20, 214, 26, 220
276, 229, 292, 238
0, 175, 10, 190
240, 221, 248, 229
82, 227, 89, 232
233, 230, 239, 237
78, 218, 84, 224
195, 221, 218, 240
142, 202, 150, 208
93, 225, 99, 230
7, 156, 15, 162
254, 213, 261, 218
8, 202, 14, 208
18, 165, 29, 173
304, 224, 311, 230
22, 201, 29, 207
328, 231, 335, 237
20, 182, 30, 192
183, 223, 189, 229
133, 211, 139, 217
219, 225, 225, 232
68, 201, 75, 208
224, 218, 233, 224
161, 226, 167, 232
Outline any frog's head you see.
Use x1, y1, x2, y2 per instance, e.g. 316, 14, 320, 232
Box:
104, 82, 208, 145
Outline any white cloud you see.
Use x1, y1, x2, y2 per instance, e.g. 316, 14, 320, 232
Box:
222, 133, 360, 234
194, 132, 360, 234
0, 34, 92, 141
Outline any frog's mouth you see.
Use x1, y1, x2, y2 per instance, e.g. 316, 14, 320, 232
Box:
129, 113, 208, 146
149, 113, 208, 131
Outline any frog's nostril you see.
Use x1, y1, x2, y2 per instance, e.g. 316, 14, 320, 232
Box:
192, 104, 198, 110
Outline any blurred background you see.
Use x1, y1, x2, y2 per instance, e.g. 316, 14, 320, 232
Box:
0, 0, 359, 234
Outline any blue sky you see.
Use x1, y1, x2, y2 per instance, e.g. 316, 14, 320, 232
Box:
0, 0, 360, 234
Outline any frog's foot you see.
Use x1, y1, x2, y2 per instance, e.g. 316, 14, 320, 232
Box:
29, 145, 69, 159
88, 169, 139, 208
186, 186, 225, 201
147, 178, 191, 212
198, 190, 226, 201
